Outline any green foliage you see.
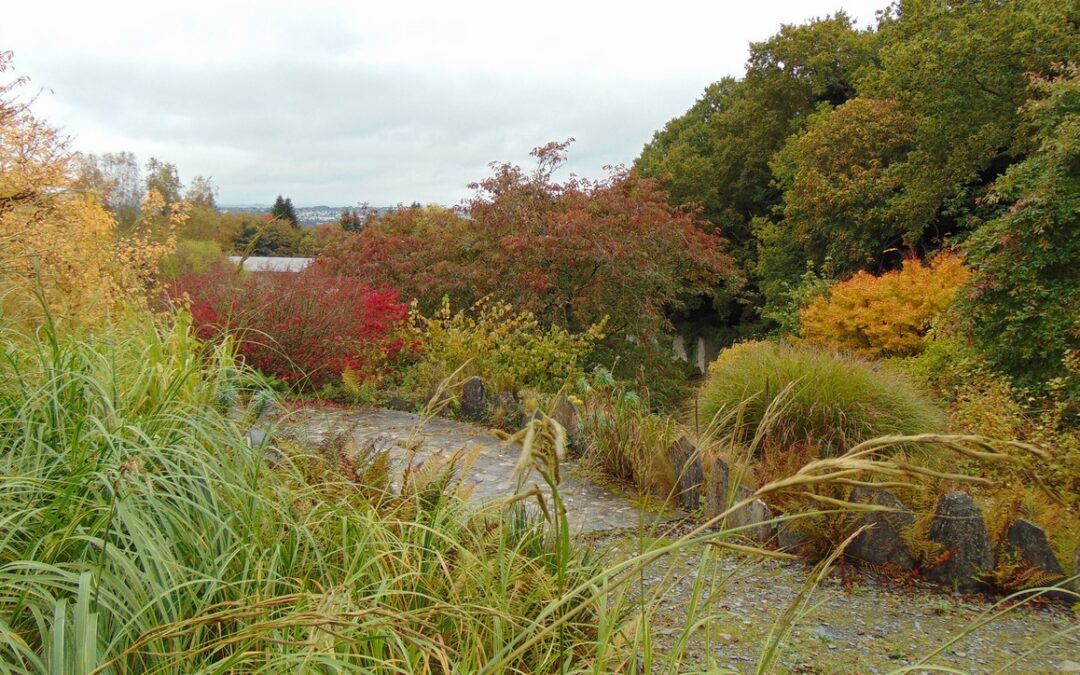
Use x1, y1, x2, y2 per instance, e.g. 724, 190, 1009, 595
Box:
403, 297, 605, 396
577, 371, 679, 493
181, 202, 241, 246
768, 97, 918, 277
639, 0, 1078, 357
636, 13, 877, 268
586, 338, 700, 412
271, 194, 299, 226
231, 216, 302, 256
757, 252, 834, 334
0, 307, 604, 672
959, 66, 1080, 395
698, 340, 945, 455
158, 238, 229, 279
859, 0, 1080, 232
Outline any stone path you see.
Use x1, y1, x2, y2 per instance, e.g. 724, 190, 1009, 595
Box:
270, 405, 668, 534
271, 405, 1079, 673
596, 525, 1080, 674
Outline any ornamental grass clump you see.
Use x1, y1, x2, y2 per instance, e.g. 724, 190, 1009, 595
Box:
0, 307, 604, 672
698, 340, 944, 455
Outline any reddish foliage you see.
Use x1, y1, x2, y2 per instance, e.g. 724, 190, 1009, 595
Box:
315, 140, 740, 341
169, 266, 412, 388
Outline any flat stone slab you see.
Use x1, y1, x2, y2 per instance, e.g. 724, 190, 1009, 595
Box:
270, 406, 670, 534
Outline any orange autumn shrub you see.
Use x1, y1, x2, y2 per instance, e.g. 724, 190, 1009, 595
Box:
798, 254, 969, 357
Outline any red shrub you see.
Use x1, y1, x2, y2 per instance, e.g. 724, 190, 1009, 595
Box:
169, 267, 411, 388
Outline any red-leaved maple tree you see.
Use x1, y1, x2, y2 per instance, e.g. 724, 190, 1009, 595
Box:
316, 140, 739, 342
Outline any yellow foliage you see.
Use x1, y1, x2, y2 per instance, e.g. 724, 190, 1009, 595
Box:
405, 296, 605, 394
798, 254, 970, 357
0, 54, 177, 323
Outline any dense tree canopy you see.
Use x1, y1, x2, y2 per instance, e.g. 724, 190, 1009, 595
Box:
768, 97, 917, 275
637, 0, 1079, 342
636, 12, 877, 270
859, 0, 1080, 236
959, 66, 1080, 393
317, 141, 738, 343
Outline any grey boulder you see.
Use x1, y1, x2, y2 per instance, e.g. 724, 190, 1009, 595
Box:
845, 487, 918, 572
924, 492, 994, 592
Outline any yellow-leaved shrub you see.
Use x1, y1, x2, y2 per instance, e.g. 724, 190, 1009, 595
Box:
1, 52, 177, 322
798, 254, 969, 357
404, 296, 606, 395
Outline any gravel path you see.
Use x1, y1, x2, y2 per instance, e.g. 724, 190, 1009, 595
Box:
591, 525, 1079, 674
273, 405, 1079, 673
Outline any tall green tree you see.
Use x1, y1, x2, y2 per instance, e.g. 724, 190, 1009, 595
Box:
144, 157, 182, 209
271, 194, 299, 227
959, 66, 1080, 394
759, 97, 917, 294
636, 12, 877, 270
858, 0, 1080, 237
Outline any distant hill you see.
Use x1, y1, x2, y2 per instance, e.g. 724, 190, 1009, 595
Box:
218, 204, 399, 227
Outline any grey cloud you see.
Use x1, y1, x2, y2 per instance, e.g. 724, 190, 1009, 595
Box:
41, 56, 699, 205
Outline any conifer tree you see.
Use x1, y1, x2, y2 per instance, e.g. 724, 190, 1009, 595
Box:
271, 194, 299, 227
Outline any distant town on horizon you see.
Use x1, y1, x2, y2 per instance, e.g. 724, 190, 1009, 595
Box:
218, 203, 405, 226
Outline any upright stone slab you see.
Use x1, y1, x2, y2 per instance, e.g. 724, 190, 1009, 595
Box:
845, 487, 917, 572
704, 456, 732, 519
726, 485, 775, 543
460, 376, 487, 420
1073, 543, 1080, 595
667, 435, 703, 510
704, 457, 773, 542
1004, 519, 1065, 578
492, 391, 524, 428
552, 395, 583, 447
925, 492, 994, 592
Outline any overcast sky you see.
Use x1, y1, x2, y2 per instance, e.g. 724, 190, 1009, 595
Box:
4, 0, 886, 207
